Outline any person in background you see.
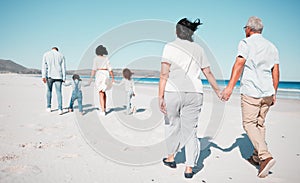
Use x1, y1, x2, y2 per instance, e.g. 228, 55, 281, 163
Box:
42, 47, 66, 115
121, 68, 136, 115
89, 45, 115, 116
159, 18, 221, 179
64, 74, 89, 115
221, 16, 280, 178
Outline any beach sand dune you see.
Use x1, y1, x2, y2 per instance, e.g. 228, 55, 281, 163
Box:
0, 74, 299, 183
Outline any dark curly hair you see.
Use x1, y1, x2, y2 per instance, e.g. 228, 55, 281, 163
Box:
95, 45, 108, 56
176, 18, 202, 42
72, 74, 81, 81
122, 68, 133, 80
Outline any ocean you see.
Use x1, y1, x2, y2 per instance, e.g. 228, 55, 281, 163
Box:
77, 75, 300, 99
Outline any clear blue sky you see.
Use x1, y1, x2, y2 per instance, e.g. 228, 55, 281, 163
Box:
0, 0, 299, 81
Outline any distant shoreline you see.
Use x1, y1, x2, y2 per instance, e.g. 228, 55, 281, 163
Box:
1, 73, 299, 100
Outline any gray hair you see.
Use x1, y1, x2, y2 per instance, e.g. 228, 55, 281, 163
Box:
245, 16, 264, 33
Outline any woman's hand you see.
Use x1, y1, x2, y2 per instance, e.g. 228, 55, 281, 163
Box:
220, 87, 233, 101
159, 97, 167, 114
88, 78, 93, 85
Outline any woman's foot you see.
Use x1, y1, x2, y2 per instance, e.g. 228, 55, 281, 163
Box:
162, 158, 176, 168
184, 167, 194, 179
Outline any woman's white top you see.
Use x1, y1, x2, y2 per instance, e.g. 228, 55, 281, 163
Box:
161, 38, 210, 93
92, 56, 112, 71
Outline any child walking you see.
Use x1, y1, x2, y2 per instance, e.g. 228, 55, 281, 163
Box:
64, 74, 88, 115
121, 68, 136, 115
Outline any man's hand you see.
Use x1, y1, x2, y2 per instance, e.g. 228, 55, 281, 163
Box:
272, 95, 276, 106
42, 78, 47, 83
221, 87, 233, 101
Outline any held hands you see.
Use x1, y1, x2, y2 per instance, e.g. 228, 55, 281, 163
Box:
220, 87, 233, 101
42, 78, 47, 83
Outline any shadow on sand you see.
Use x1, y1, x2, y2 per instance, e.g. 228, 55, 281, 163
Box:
174, 134, 255, 174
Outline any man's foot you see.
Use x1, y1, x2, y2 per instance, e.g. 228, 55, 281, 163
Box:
162, 158, 176, 168
46, 108, 51, 112
258, 157, 276, 178
58, 109, 63, 115
247, 156, 260, 166
68, 108, 73, 112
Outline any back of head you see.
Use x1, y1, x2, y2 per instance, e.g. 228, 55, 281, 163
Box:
245, 16, 264, 33
95, 45, 108, 56
52, 47, 59, 51
123, 68, 133, 80
176, 18, 202, 42
72, 74, 81, 81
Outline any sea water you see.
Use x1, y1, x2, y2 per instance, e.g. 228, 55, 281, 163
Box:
76, 75, 300, 100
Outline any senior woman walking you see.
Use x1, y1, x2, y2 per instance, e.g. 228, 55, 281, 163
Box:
159, 18, 221, 179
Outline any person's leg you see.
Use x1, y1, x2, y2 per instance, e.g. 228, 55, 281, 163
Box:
69, 91, 76, 112
241, 95, 272, 161
257, 96, 276, 178
180, 93, 202, 173
164, 92, 182, 162
54, 80, 63, 110
46, 78, 54, 109
103, 92, 107, 111
257, 96, 273, 160
126, 91, 133, 114
78, 91, 83, 113
99, 91, 106, 112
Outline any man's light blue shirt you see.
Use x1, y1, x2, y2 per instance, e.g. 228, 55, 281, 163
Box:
42, 49, 66, 81
237, 34, 279, 98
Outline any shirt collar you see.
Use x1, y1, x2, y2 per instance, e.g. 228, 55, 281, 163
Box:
249, 33, 262, 38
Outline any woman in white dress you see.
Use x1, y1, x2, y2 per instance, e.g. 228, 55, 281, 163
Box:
89, 45, 115, 115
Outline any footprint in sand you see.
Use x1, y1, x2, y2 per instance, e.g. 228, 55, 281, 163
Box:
0, 154, 19, 162
64, 135, 76, 140
59, 153, 80, 159
1, 165, 41, 175
19, 141, 65, 149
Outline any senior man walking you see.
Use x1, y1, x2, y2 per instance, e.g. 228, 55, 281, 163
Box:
221, 16, 280, 178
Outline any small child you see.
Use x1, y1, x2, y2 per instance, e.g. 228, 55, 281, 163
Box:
64, 74, 88, 115
121, 68, 136, 115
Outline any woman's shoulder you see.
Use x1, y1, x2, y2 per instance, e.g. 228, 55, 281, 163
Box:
94, 56, 108, 62
191, 42, 205, 52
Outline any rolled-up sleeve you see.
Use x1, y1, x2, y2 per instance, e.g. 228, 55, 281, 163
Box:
161, 44, 172, 64
42, 53, 47, 78
62, 56, 66, 81
237, 40, 249, 59
274, 46, 279, 64
199, 47, 210, 68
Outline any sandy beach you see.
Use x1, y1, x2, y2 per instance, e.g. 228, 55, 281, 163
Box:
0, 74, 299, 183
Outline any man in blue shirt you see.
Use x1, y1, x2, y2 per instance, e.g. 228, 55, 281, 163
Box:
221, 16, 280, 178
42, 47, 66, 115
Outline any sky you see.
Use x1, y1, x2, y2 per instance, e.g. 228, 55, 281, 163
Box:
0, 0, 299, 81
